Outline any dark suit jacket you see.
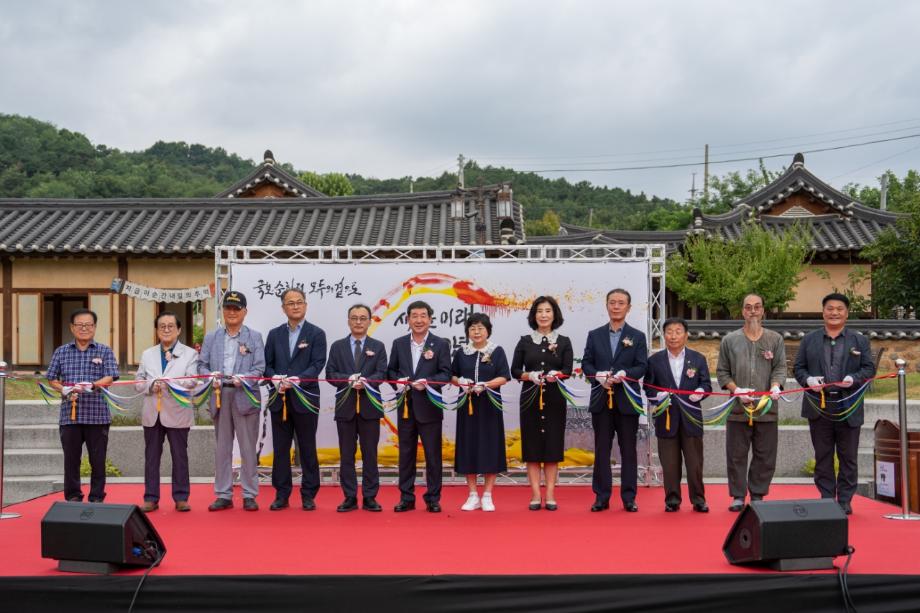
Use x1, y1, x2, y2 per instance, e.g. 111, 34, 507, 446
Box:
645, 348, 711, 438
196, 325, 266, 417
264, 320, 327, 415
326, 335, 388, 422
581, 322, 649, 415
387, 333, 452, 424
794, 327, 875, 427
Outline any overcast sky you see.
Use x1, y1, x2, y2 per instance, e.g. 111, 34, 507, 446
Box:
2, 0, 919, 201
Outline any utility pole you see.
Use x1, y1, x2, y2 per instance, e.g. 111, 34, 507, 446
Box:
689, 172, 698, 203
457, 154, 466, 189
409, 176, 414, 194
588, 207, 594, 227
703, 144, 710, 202
880, 173, 889, 210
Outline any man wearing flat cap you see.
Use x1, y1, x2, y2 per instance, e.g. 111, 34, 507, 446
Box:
794, 292, 875, 515
197, 290, 266, 511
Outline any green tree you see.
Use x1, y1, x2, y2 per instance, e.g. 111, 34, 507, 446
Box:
525, 210, 561, 236
667, 223, 812, 317
299, 171, 355, 197
702, 160, 783, 213
843, 169, 920, 212
861, 190, 920, 314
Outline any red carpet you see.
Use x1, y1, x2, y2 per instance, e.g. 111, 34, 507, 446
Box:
4, 484, 918, 576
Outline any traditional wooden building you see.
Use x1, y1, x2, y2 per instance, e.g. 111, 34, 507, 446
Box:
0, 151, 524, 368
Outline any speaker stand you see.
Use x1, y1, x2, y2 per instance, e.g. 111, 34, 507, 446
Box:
57, 560, 120, 575
769, 557, 834, 571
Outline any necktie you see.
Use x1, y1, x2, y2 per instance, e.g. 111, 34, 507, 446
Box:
354, 339, 363, 369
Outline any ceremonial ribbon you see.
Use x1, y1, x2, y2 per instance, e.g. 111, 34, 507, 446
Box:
539, 384, 544, 411
403, 392, 409, 419
156, 386, 162, 413
607, 387, 613, 409
215, 384, 221, 412
468, 394, 473, 416
356, 389, 360, 415
71, 393, 77, 421
820, 388, 826, 409
282, 393, 288, 422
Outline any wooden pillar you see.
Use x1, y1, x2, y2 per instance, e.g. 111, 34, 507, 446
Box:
118, 257, 128, 366
2, 257, 11, 363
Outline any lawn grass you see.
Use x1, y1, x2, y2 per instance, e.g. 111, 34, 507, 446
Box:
865, 372, 920, 400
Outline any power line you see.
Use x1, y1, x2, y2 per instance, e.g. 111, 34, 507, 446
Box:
520, 133, 920, 173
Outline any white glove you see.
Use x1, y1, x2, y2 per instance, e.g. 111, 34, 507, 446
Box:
838, 375, 854, 389
545, 370, 560, 383
76, 381, 94, 393
182, 377, 197, 389
806, 376, 825, 390
688, 388, 705, 403
594, 371, 610, 384
271, 374, 285, 387
527, 371, 544, 385
770, 385, 781, 401
610, 370, 627, 384
231, 375, 243, 388
654, 391, 669, 403
732, 387, 754, 403
456, 377, 473, 387
211, 371, 222, 389
61, 385, 76, 396
352, 375, 366, 390
411, 378, 427, 391
150, 379, 163, 394
395, 376, 409, 391
348, 373, 361, 385
284, 376, 299, 390
472, 383, 486, 395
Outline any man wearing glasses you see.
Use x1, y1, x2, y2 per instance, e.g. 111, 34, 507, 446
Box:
325, 304, 388, 512
197, 291, 266, 512
716, 293, 786, 512
264, 288, 327, 511
46, 309, 119, 503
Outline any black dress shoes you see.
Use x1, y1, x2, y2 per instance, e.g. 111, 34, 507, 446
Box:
728, 499, 744, 512
242, 497, 259, 511
269, 498, 289, 511
302, 498, 316, 511
394, 500, 415, 512
623, 501, 639, 512
208, 498, 233, 512
528, 501, 542, 511
839, 501, 853, 515
665, 503, 680, 513
692, 503, 710, 513
363, 497, 382, 512
590, 499, 610, 512
544, 501, 558, 511
337, 497, 358, 512
426, 502, 442, 513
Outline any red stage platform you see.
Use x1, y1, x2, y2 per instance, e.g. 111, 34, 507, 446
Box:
3, 484, 919, 612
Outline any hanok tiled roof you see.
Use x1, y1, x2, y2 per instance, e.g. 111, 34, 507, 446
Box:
215, 150, 326, 198
684, 319, 920, 340
528, 154, 905, 254
0, 190, 525, 255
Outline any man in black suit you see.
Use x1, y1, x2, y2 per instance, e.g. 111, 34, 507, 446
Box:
581, 288, 648, 512
387, 300, 452, 513
264, 288, 327, 511
645, 317, 712, 513
794, 292, 875, 515
326, 304, 388, 513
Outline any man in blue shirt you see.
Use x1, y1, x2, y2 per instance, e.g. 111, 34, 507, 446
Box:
46, 308, 119, 502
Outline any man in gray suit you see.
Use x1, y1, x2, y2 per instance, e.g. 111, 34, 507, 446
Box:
197, 291, 266, 511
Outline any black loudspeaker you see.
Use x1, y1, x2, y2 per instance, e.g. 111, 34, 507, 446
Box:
723, 499, 848, 571
41, 502, 166, 574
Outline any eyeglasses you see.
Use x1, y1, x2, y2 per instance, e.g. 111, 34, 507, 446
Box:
283, 300, 306, 308
742, 304, 764, 311
72, 323, 96, 330
349, 316, 370, 322
157, 324, 177, 331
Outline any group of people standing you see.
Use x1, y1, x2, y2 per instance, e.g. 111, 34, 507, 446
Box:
46, 286, 874, 516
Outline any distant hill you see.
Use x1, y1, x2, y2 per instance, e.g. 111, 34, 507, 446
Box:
0, 114, 692, 231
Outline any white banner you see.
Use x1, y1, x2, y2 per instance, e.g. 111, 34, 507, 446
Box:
230, 260, 650, 467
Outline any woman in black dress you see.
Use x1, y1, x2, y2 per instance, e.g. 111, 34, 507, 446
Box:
511, 296, 573, 511
451, 313, 510, 512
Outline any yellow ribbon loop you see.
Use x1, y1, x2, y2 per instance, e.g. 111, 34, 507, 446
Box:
666, 405, 670, 431
820, 388, 826, 409
607, 387, 613, 410
70, 393, 77, 422
403, 393, 409, 419
356, 391, 361, 415
539, 384, 544, 411
215, 385, 221, 412
468, 394, 473, 416
282, 393, 288, 422
156, 386, 162, 413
